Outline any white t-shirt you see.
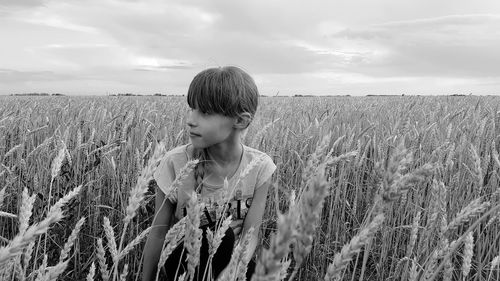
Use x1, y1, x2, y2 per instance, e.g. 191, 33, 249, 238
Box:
153, 144, 276, 227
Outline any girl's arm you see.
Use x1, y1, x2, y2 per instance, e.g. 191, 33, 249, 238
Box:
142, 187, 174, 281
240, 178, 272, 261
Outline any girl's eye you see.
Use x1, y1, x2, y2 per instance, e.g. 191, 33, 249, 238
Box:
197, 108, 210, 115
189, 108, 209, 115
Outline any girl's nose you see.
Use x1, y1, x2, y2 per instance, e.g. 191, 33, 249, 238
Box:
186, 110, 196, 127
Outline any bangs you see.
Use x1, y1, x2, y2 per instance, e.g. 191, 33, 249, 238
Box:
187, 67, 258, 117
187, 70, 232, 116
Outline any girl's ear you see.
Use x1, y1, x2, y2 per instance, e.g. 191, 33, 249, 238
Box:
234, 112, 252, 129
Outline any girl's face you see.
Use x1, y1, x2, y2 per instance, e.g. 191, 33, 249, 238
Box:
186, 107, 236, 149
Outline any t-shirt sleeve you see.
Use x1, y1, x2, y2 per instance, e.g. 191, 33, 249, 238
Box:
256, 155, 276, 189
153, 155, 177, 203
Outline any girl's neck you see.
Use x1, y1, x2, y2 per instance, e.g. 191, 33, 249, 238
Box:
207, 139, 243, 166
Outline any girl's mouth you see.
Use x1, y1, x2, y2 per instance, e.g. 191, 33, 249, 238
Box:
189, 132, 201, 137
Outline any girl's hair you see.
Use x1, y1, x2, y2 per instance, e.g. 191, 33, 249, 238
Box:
187, 66, 259, 118
188, 66, 259, 193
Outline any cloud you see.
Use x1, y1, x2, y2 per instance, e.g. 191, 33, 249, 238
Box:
0, 68, 75, 83
0, 0, 47, 9
10, 0, 347, 75
331, 14, 500, 78
3, 0, 500, 95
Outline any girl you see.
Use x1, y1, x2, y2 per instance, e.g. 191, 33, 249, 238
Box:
142, 66, 276, 281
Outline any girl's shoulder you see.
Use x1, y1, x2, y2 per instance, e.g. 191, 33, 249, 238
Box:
242, 145, 274, 162
163, 144, 192, 162
240, 145, 276, 190
242, 145, 276, 173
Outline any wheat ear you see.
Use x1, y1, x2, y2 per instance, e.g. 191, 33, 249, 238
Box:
4, 143, 23, 160
121, 141, 167, 240
18, 188, 36, 236
488, 255, 500, 280
324, 213, 385, 281
21, 241, 35, 278
47, 185, 82, 217
156, 217, 186, 280
44, 259, 70, 280
301, 132, 332, 187
59, 217, 86, 263
442, 239, 454, 281
35, 254, 48, 281
184, 192, 202, 281
408, 258, 419, 281
252, 194, 299, 281
50, 146, 66, 180
119, 264, 128, 281
422, 249, 439, 281
208, 215, 232, 257
446, 198, 490, 233
165, 159, 199, 200
96, 238, 109, 281
491, 255, 500, 270
469, 144, 483, 188
86, 262, 96, 281
0, 186, 7, 210
406, 211, 421, 258
218, 227, 254, 281
117, 226, 151, 261
0, 185, 81, 265
103, 217, 118, 264
462, 231, 474, 280
293, 165, 329, 276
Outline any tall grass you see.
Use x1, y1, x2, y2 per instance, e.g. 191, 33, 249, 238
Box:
0, 95, 499, 280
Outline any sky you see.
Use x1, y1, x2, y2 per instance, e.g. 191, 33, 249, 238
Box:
1, 0, 500, 96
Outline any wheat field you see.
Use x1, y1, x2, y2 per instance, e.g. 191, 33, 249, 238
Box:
0, 95, 499, 281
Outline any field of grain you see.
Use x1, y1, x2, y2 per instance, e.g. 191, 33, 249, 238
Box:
0, 95, 499, 281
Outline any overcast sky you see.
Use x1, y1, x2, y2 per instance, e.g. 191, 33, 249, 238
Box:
1, 0, 500, 96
